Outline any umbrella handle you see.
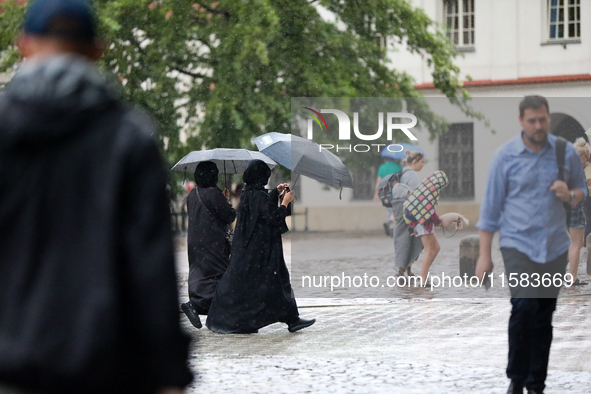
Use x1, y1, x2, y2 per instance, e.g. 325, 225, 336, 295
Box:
224, 162, 228, 192
223, 173, 230, 199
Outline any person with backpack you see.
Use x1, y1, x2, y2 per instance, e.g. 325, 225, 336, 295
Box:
475, 96, 587, 394
390, 151, 425, 277
373, 158, 402, 236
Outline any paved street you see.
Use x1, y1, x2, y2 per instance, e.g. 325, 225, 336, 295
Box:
175, 231, 591, 393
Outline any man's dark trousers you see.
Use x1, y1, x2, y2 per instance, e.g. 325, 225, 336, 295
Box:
501, 248, 568, 392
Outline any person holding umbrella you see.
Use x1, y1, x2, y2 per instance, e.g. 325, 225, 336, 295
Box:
181, 161, 236, 329
206, 160, 315, 334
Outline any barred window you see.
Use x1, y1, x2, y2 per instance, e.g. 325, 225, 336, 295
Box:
439, 123, 474, 200
548, 0, 580, 40
444, 0, 475, 47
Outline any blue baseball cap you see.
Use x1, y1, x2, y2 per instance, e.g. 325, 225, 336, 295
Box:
23, 0, 97, 41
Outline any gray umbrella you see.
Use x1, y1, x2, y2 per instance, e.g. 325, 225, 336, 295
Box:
252, 132, 354, 190
171, 148, 277, 190
171, 148, 277, 174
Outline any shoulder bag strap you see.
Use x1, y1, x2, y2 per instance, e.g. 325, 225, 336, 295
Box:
555, 137, 571, 227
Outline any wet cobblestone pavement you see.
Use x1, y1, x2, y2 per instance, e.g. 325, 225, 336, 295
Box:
175, 231, 591, 393
286, 230, 591, 299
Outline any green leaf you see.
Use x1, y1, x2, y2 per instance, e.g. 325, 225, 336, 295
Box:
0, 0, 483, 170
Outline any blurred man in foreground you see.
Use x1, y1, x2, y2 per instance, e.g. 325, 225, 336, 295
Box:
0, 0, 193, 393
476, 96, 587, 394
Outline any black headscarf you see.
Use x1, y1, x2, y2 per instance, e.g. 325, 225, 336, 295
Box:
238, 160, 272, 246
243, 159, 271, 190
194, 161, 219, 188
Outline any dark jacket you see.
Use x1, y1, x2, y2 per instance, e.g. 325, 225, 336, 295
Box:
0, 55, 192, 393
186, 186, 236, 314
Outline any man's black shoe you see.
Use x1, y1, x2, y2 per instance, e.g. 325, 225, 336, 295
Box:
287, 317, 316, 332
181, 302, 202, 329
507, 380, 523, 394
527, 390, 544, 394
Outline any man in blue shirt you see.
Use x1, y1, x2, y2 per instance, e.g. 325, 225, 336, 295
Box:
476, 96, 588, 394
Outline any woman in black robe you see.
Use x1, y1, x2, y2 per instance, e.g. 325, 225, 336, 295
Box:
182, 161, 236, 329
206, 160, 315, 334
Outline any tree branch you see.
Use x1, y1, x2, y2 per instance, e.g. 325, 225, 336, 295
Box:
175, 68, 209, 79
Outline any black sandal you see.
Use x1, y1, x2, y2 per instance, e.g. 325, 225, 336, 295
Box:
572, 278, 588, 286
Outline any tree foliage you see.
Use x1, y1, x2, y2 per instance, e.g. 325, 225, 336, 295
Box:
1, 0, 471, 168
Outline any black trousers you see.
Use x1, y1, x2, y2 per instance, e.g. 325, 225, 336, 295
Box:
501, 248, 568, 392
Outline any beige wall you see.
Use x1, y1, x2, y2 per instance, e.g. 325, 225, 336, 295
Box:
436, 202, 480, 228
290, 203, 480, 232
290, 204, 384, 232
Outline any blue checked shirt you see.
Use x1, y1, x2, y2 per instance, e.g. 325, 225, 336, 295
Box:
477, 132, 588, 264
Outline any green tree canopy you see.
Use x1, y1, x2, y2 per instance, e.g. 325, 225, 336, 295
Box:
1, 0, 470, 167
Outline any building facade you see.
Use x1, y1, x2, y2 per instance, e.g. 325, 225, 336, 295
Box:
295, 0, 591, 232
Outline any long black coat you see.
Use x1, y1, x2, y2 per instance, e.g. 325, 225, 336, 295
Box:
186, 187, 236, 314
206, 187, 298, 333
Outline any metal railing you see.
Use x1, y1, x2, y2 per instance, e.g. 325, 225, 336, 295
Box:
172, 206, 309, 234
171, 207, 188, 234
291, 207, 308, 232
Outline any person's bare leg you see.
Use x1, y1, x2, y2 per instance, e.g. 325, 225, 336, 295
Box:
568, 227, 584, 281
419, 233, 440, 285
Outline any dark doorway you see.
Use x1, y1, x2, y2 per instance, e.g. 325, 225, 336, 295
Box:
550, 113, 588, 143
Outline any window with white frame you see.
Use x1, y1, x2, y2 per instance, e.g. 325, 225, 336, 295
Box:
548, 0, 580, 41
443, 0, 475, 47
364, 15, 387, 50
